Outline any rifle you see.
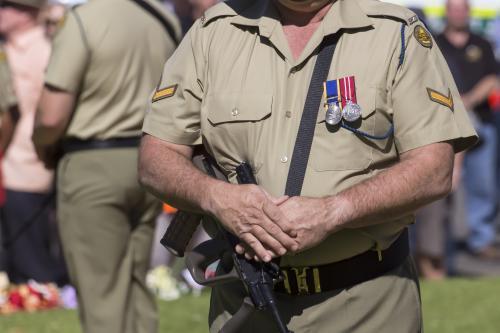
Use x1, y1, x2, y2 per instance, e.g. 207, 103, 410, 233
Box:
161, 155, 292, 333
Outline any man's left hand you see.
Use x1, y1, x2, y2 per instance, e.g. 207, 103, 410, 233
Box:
278, 196, 340, 253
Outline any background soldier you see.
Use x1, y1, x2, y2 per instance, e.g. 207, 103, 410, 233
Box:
436, 0, 500, 260
32, 0, 181, 332
139, 0, 477, 332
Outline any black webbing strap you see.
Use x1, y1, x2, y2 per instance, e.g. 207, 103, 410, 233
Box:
131, 0, 180, 46
284, 35, 339, 196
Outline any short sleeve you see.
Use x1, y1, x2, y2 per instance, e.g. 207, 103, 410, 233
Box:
390, 24, 478, 153
45, 11, 89, 93
142, 24, 204, 146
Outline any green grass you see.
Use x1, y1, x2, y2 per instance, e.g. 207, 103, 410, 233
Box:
1, 278, 499, 333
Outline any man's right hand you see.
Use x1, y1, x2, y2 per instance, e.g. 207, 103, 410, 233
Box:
206, 182, 299, 262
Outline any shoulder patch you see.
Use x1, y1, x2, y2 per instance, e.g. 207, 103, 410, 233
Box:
427, 88, 454, 111
152, 84, 177, 103
414, 25, 433, 48
0, 50, 5, 62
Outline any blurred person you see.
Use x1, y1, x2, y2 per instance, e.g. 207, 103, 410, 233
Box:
436, 0, 500, 260
33, 0, 181, 332
0, 0, 68, 285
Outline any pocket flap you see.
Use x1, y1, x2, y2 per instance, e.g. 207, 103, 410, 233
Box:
206, 93, 273, 125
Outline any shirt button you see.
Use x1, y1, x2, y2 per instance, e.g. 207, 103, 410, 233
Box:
280, 156, 288, 163
231, 108, 239, 117
285, 111, 292, 118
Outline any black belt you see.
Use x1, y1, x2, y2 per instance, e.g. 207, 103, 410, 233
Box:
62, 137, 141, 154
274, 229, 409, 296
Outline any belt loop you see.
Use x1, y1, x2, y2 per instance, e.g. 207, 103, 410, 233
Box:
312, 268, 321, 293
282, 270, 292, 294
376, 244, 383, 262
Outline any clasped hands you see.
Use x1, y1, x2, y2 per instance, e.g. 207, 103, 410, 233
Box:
208, 183, 341, 262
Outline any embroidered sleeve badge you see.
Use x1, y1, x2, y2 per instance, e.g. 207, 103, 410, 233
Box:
152, 84, 178, 103
427, 88, 454, 111
414, 25, 433, 49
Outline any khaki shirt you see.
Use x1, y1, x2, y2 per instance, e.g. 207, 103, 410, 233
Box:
143, 0, 477, 267
45, 0, 181, 140
0, 44, 17, 115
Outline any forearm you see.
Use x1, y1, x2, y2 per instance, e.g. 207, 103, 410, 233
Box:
138, 134, 225, 213
32, 123, 65, 147
463, 75, 498, 109
326, 142, 454, 231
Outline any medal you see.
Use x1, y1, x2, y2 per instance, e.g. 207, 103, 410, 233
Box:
324, 80, 342, 125
339, 76, 362, 122
325, 102, 342, 125
342, 100, 362, 122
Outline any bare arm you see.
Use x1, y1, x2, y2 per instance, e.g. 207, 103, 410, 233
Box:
461, 74, 498, 110
330, 142, 454, 229
0, 105, 20, 154
138, 134, 298, 261
33, 85, 75, 146
276, 142, 454, 252
32, 85, 75, 168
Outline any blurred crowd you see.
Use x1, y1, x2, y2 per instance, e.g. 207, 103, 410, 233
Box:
0, 0, 498, 322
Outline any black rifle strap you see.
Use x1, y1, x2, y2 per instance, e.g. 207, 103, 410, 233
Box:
130, 0, 180, 46
284, 35, 339, 196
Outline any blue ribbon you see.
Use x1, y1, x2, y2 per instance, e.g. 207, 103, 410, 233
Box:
340, 122, 394, 140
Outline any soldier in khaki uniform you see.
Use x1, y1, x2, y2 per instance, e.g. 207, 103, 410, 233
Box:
139, 0, 477, 332
32, 1, 181, 332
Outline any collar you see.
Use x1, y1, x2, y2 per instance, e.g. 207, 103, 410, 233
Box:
230, 0, 373, 38
322, 0, 373, 36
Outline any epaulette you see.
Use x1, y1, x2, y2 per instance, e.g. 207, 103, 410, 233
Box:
359, 0, 419, 26
200, 0, 254, 27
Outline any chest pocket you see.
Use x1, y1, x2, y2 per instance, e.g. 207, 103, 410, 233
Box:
202, 92, 273, 172
311, 85, 378, 171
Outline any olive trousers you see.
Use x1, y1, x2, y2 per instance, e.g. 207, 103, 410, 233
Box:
57, 148, 161, 333
209, 256, 422, 333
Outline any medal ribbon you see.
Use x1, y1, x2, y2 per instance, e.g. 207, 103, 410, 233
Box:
324, 80, 339, 104
339, 76, 357, 108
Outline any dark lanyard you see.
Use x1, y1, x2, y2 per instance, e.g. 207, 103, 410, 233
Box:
285, 35, 339, 197
340, 122, 394, 141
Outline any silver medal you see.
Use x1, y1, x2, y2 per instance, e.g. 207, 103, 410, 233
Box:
342, 101, 362, 122
325, 102, 342, 125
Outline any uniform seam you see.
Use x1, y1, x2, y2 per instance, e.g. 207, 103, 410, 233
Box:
71, 10, 91, 53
